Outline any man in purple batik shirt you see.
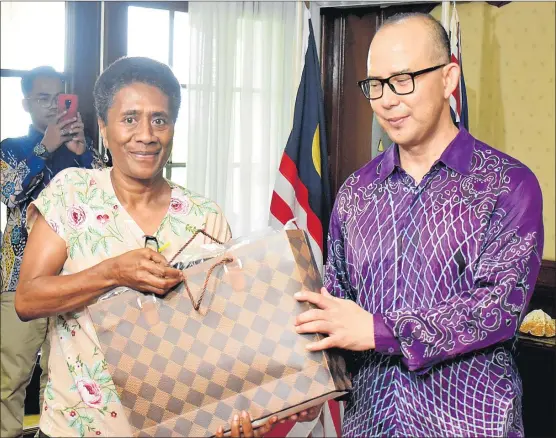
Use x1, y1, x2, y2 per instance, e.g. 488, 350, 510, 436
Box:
294, 12, 543, 437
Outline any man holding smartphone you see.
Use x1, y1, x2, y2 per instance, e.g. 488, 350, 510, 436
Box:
0, 66, 101, 437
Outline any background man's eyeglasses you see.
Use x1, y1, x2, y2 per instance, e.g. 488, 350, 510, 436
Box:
358, 64, 446, 100
26, 94, 60, 109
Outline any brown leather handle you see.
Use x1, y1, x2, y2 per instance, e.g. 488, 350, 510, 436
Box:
183, 256, 234, 311
169, 228, 231, 311
168, 229, 226, 265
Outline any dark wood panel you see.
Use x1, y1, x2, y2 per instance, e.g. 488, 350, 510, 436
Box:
536, 259, 556, 289
103, 1, 129, 69
65, 1, 102, 149
515, 338, 556, 438
322, 8, 379, 198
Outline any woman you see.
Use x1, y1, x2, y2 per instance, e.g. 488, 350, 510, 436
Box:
15, 56, 278, 437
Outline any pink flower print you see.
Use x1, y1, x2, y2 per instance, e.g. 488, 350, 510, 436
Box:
67, 206, 87, 230
113, 205, 119, 211
169, 197, 191, 215
76, 378, 103, 408
89, 179, 97, 186
70, 411, 76, 417
96, 214, 109, 226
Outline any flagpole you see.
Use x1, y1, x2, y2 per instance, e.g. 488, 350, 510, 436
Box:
441, 0, 450, 31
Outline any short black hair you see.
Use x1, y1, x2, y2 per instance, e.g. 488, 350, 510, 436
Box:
21, 66, 64, 97
381, 12, 450, 64
93, 56, 181, 124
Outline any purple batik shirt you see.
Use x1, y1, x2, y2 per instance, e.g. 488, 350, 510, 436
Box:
325, 128, 543, 437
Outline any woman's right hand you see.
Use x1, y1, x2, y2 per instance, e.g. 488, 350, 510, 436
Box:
108, 248, 184, 295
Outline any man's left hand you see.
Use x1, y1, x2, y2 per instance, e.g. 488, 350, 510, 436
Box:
65, 112, 87, 155
294, 287, 375, 352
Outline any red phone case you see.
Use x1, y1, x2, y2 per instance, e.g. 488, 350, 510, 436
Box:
57, 94, 78, 123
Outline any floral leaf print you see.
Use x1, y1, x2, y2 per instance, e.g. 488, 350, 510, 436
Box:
77, 191, 87, 205
88, 226, 102, 238
65, 406, 99, 437
74, 174, 88, 188
90, 362, 102, 379
91, 240, 100, 256
53, 190, 66, 208
101, 190, 117, 206
185, 224, 198, 235
45, 379, 55, 401
68, 234, 86, 259
41, 197, 52, 216
96, 375, 112, 385
87, 188, 99, 204
104, 390, 114, 405
189, 196, 218, 216
168, 216, 184, 235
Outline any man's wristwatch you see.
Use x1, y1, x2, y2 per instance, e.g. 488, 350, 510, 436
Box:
33, 142, 51, 159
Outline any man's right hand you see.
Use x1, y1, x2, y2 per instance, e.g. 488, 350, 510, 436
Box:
107, 248, 184, 295
41, 111, 78, 152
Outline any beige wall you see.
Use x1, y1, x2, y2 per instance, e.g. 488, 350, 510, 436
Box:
431, 2, 555, 260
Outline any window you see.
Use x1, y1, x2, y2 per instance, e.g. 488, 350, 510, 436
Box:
126, 4, 189, 186
0, 1, 66, 142
1, 1, 67, 232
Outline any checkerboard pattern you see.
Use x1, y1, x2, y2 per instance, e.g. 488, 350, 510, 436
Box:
89, 230, 351, 437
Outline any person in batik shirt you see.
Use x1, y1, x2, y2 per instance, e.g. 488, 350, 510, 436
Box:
1, 66, 99, 438
295, 13, 543, 437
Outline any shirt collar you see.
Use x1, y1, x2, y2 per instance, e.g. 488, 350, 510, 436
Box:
436, 127, 474, 176
28, 125, 45, 142
377, 142, 400, 183
377, 127, 474, 183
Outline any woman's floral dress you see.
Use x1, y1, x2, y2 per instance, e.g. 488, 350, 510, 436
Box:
27, 167, 231, 437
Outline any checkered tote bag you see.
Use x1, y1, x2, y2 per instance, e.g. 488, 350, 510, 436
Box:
87, 229, 351, 437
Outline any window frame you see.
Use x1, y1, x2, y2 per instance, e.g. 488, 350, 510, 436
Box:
0, 2, 70, 141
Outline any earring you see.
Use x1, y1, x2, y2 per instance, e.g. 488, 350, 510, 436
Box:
103, 149, 109, 163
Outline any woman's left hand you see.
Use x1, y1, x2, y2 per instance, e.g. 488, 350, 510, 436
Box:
215, 411, 278, 438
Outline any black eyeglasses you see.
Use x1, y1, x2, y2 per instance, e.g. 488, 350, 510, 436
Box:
358, 64, 446, 100
144, 235, 159, 252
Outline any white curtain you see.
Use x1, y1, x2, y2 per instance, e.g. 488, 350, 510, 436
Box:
186, 1, 305, 237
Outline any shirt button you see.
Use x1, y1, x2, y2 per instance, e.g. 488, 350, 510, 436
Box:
388, 347, 395, 353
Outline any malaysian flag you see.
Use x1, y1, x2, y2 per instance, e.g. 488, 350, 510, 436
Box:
268, 10, 343, 438
269, 14, 331, 275
449, 5, 469, 130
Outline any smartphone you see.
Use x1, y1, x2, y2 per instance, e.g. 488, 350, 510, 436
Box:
57, 94, 79, 123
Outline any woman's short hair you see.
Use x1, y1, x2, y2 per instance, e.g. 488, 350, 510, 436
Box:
93, 56, 181, 123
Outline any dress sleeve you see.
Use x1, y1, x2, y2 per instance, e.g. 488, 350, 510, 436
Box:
203, 204, 232, 244
26, 168, 75, 244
